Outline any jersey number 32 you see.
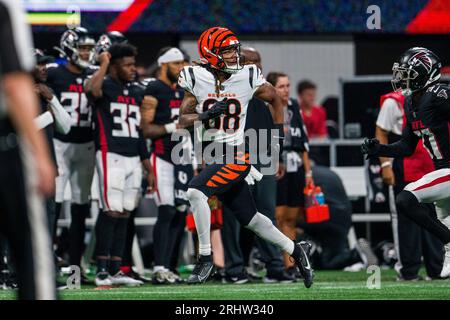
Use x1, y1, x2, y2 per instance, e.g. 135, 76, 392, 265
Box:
111, 103, 140, 138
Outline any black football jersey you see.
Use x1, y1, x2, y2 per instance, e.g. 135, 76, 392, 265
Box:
144, 79, 184, 163
404, 83, 450, 169
46, 64, 95, 143
92, 76, 147, 158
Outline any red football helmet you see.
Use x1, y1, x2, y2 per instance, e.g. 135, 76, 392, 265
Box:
197, 27, 243, 74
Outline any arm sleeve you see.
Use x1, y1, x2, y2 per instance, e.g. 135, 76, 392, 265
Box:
34, 111, 54, 130
376, 98, 402, 132
0, 1, 35, 75
48, 96, 72, 134
377, 122, 419, 157
138, 129, 150, 161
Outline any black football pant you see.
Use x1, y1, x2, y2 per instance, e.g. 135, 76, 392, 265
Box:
391, 183, 443, 279
0, 139, 56, 299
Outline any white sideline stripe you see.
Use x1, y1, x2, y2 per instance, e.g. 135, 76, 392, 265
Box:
59, 282, 450, 296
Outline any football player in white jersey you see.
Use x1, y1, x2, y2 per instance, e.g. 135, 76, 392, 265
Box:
178, 27, 314, 287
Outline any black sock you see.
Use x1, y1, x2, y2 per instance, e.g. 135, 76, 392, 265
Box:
68, 204, 89, 266
95, 211, 116, 272
291, 241, 301, 261
111, 217, 129, 259
0, 234, 9, 271
122, 209, 136, 267
54, 202, 62, 241
109, 260, 122, 276
199, 252, 213, 261
168, 210, 186, 271
396, 191, 450, 244
97, 258, 109, 275
153, 205, 176, 267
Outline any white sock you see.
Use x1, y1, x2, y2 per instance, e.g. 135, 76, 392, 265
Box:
153, 265, 165, 273
186, 188, 212, 256
439, 215, 450, 251
246, 212, 294, 255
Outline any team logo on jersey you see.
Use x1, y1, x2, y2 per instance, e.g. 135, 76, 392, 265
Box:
437, 89, 448, 99
123, 89, 129, 96
175, 91, 180, 99
208, 93, 236, 98
76, 78, 82, 84
409, 51, 432, 73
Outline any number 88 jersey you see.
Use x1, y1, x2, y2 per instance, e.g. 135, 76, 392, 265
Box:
178, 64, 265, 146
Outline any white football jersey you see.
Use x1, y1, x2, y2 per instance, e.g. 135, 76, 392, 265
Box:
178, 64, 265, 145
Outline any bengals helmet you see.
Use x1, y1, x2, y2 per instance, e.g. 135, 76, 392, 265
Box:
198, 27, 243, 74
392, 47, 441, 95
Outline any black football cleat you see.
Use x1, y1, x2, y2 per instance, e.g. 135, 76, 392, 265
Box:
292, 241, 314, 288
187, 254, 214, 285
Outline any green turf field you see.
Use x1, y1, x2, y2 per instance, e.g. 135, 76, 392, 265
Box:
0, 268, 449, 300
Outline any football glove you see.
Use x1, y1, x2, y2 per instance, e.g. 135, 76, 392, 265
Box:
361, 138, 380, 159
199, 98, 228, 122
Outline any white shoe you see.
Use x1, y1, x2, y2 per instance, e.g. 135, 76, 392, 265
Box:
111, 271, 143, 286
343, 262, 365, 272
440, 244, 450, 278
355, 238, 379, 267
164, 271, 178, 284
95, 273, 113, 286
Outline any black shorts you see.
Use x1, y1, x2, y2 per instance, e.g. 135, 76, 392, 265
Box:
188, 146, 257, 226
276, 166, 305, 207
189, 159, 251, 198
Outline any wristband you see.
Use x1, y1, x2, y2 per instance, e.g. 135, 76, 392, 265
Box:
381, 161, 392, 168
164, 122, 177, 133
305, 170, 313, 178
